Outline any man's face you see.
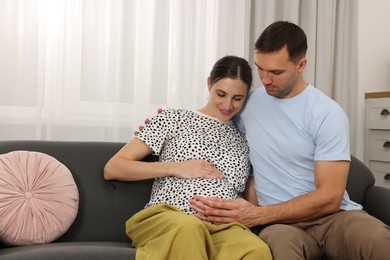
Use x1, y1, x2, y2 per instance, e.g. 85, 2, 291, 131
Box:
255, 45, 306, 99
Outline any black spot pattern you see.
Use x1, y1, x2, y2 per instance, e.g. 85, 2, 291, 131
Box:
137, 109, 250, 215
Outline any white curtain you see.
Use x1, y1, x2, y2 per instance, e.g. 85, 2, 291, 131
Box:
0, 0, 252, 141
0, 0, 358, 154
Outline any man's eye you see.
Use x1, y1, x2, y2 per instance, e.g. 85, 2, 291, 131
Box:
234, 98, 243, 101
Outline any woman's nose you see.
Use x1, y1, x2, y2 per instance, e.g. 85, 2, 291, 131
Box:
223, 99, 233, 109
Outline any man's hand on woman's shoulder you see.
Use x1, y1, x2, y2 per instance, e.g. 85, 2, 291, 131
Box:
134, 108, 164, 135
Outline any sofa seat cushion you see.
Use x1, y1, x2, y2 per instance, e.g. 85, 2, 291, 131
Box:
0, 242, 135, 260
0, 151, 79, 246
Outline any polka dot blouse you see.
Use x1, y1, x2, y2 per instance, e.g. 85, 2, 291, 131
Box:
136, 108, 251, 215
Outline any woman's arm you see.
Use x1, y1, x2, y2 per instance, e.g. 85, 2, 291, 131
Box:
104, 138, 224, 181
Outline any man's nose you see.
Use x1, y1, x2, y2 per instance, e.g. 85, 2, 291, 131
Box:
261, 71, 272, 85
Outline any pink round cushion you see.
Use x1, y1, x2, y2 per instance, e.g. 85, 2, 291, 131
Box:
0, 151, 79, 246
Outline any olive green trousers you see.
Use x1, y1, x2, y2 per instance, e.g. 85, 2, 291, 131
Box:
126, 204, 272, 260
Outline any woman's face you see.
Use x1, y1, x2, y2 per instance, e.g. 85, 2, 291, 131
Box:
206, 77, 248, 122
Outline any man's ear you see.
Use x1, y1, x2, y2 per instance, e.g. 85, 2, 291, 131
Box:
297, 58, 307, 73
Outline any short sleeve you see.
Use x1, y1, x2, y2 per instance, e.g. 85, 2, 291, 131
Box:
314, 107, 351, 161
136, 109, 179, 156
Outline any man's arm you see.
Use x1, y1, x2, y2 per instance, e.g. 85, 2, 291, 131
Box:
241, 176, 258, 205
190, 160, 350, 227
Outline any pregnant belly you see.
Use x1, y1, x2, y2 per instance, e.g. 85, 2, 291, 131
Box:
147, 177, 239, 215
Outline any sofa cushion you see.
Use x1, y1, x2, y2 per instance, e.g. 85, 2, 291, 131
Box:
346, 156, 375, 205
0, 241, 135, 260
0, 141, 154, 243
0, 151, 79, 246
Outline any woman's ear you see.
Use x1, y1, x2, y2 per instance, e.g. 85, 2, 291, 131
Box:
207, 78, 212, 90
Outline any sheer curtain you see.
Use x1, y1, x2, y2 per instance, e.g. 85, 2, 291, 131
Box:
0, 0, 358, 154
0, 0, 251, 142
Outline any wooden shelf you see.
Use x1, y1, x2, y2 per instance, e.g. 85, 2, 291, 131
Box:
365, 92, 390, 99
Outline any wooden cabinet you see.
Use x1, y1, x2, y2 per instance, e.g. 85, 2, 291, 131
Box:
365, 92, 390, 188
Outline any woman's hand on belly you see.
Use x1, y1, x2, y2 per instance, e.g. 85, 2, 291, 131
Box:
170, 160, 224, 179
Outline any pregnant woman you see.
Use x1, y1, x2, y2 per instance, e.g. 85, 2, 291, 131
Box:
104, 55, 271, 260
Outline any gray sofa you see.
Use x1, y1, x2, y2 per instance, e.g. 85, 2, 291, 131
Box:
0, 140, 389, 260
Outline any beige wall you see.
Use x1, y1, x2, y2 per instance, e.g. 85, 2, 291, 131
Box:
355, 0, 390, 160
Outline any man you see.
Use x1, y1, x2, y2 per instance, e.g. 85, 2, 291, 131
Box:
189, 21, 390, 260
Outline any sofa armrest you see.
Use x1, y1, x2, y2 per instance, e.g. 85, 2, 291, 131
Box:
363, 186, 390, 226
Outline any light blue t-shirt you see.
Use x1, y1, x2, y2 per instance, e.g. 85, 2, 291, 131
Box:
235, 85, 362, 211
